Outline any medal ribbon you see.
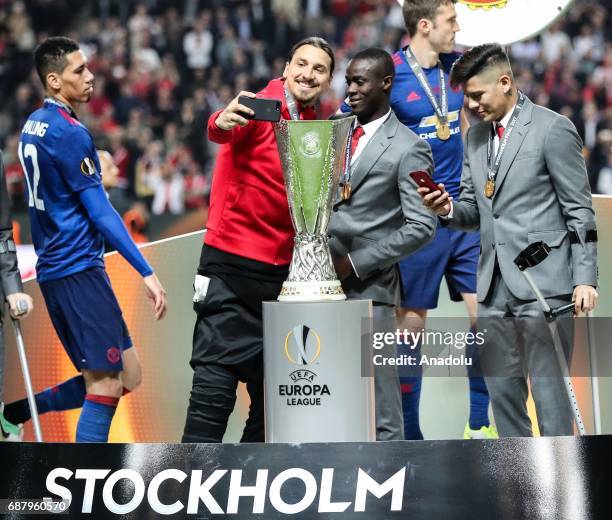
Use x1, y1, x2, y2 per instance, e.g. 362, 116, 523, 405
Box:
485, 91, 526, 186
340, 112, 390, 197
283, 87, 301, 121
404, 47, 448, 127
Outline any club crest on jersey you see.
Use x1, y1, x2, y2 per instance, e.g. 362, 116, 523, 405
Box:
80, 157, 97, 177
107, 347, 121, 364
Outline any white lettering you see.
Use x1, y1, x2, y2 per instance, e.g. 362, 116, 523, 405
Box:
226, 469, 268, 514
186, 469, 226, 514
75, 469, 111, 513
102, 469, 145, 515
354, 467, 405, 512
46, 468, 73, 505
148, 469, 187, 515
22, 120, 49, 137
318, 468, 351, 513
269, 468, 317, 514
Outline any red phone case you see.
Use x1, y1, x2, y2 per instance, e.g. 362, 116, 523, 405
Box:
409, 171, 439, 192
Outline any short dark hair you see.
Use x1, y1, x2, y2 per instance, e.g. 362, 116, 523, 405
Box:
402, 0, 457, 37
449, 43, 511, 89
35, 36, 80, 87
351, 48, 395, 80
288, 37, 335, 75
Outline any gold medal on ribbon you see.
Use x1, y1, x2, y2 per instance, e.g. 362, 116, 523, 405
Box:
341, 182, 352, 200
484, 180, 495, 198
436, 122, 451, 141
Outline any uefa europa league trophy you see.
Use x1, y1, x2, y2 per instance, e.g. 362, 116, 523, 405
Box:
274, 116, 355, 301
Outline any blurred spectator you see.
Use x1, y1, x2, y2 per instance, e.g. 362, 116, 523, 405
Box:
183, 12, 213, 73
596, 146, 612, 195
0, 0, 610, 243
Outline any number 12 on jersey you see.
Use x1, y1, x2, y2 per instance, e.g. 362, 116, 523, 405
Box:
18, 142, 46, 211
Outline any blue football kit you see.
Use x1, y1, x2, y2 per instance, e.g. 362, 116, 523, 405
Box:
390, 49, 489, 439
18, 98, 151, 372
388, 49, 479, 307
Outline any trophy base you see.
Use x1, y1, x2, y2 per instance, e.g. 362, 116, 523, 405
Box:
278, 281, 346, 302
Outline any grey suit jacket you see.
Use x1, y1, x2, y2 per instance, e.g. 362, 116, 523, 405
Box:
329, 111, 436, 306
0, 151, 23, 320
446, 96, 597, 302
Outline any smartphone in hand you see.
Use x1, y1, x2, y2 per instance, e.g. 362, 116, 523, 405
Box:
409, 170, 440, 193
238, 96, 282, 122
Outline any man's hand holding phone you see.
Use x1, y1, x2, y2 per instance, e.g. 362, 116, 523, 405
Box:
419, 183, 453, 217
215, 91, 257, 131
409, 171, 453, 217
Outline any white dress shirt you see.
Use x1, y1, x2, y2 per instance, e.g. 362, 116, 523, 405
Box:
492, 103, 516, 154
351, 108, 392, 165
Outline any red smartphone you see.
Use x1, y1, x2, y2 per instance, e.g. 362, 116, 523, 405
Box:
409, 170, 440, 192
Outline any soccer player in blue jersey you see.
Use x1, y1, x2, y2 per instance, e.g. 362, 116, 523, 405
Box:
2, 37, 167, 442
393, 0, 495, 440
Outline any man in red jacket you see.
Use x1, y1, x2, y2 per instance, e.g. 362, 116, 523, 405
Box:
183, 37, 335, 443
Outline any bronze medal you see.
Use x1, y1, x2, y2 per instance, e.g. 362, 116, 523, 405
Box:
341, 182, 352, 200
484, 180, 495, 198
436, 122, 451, 141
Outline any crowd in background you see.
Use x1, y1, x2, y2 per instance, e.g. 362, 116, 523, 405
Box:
0, 0, 610, 241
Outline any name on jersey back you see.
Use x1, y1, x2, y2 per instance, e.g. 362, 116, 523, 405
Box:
22, 119, 49, 137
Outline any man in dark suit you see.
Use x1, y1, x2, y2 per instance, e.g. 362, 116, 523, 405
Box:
329, 48, 436, 440
0, 151, 33, 441
421, 44, 598, 437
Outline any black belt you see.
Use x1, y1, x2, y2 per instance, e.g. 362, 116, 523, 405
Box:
568, 229, 598, 245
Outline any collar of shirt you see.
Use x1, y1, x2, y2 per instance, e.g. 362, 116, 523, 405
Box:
492, 103, 517, 135
492, 102, 516, 153
44, 96, 79, 120
351, 108, 392, 164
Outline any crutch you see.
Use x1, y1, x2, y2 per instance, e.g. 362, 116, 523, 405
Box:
586, 310, 601, 434
10, 299, 43, 442
514, 242, 586, 436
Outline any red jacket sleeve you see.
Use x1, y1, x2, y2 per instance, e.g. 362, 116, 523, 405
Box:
207, 109, 257, 144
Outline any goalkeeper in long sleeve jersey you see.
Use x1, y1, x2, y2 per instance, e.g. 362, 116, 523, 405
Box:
2, 37, 167, 442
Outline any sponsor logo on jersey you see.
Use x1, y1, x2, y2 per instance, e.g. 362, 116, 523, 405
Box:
80, 157, 97, 177
418, 110, 460, 129
406, 91, 422, 102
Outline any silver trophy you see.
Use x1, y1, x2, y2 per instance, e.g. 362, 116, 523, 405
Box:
274, 117, 355, 301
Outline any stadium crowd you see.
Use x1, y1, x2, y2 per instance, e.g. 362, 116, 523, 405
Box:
0, 0, 610, 239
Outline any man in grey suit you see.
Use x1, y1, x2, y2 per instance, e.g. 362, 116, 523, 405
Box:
329, 48, 436, 440
0, 151, 33, 441
421, 44, 598, 437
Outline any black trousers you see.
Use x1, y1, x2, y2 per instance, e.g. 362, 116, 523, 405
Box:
182, 273, 279, 443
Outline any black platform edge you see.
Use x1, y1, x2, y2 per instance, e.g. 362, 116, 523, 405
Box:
1, 436, 611, 519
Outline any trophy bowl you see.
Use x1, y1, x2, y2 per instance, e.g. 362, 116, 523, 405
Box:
274, 116, 355, 302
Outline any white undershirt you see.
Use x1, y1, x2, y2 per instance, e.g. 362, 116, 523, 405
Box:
351, 108, 392, 164
492, 103, 516, 154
